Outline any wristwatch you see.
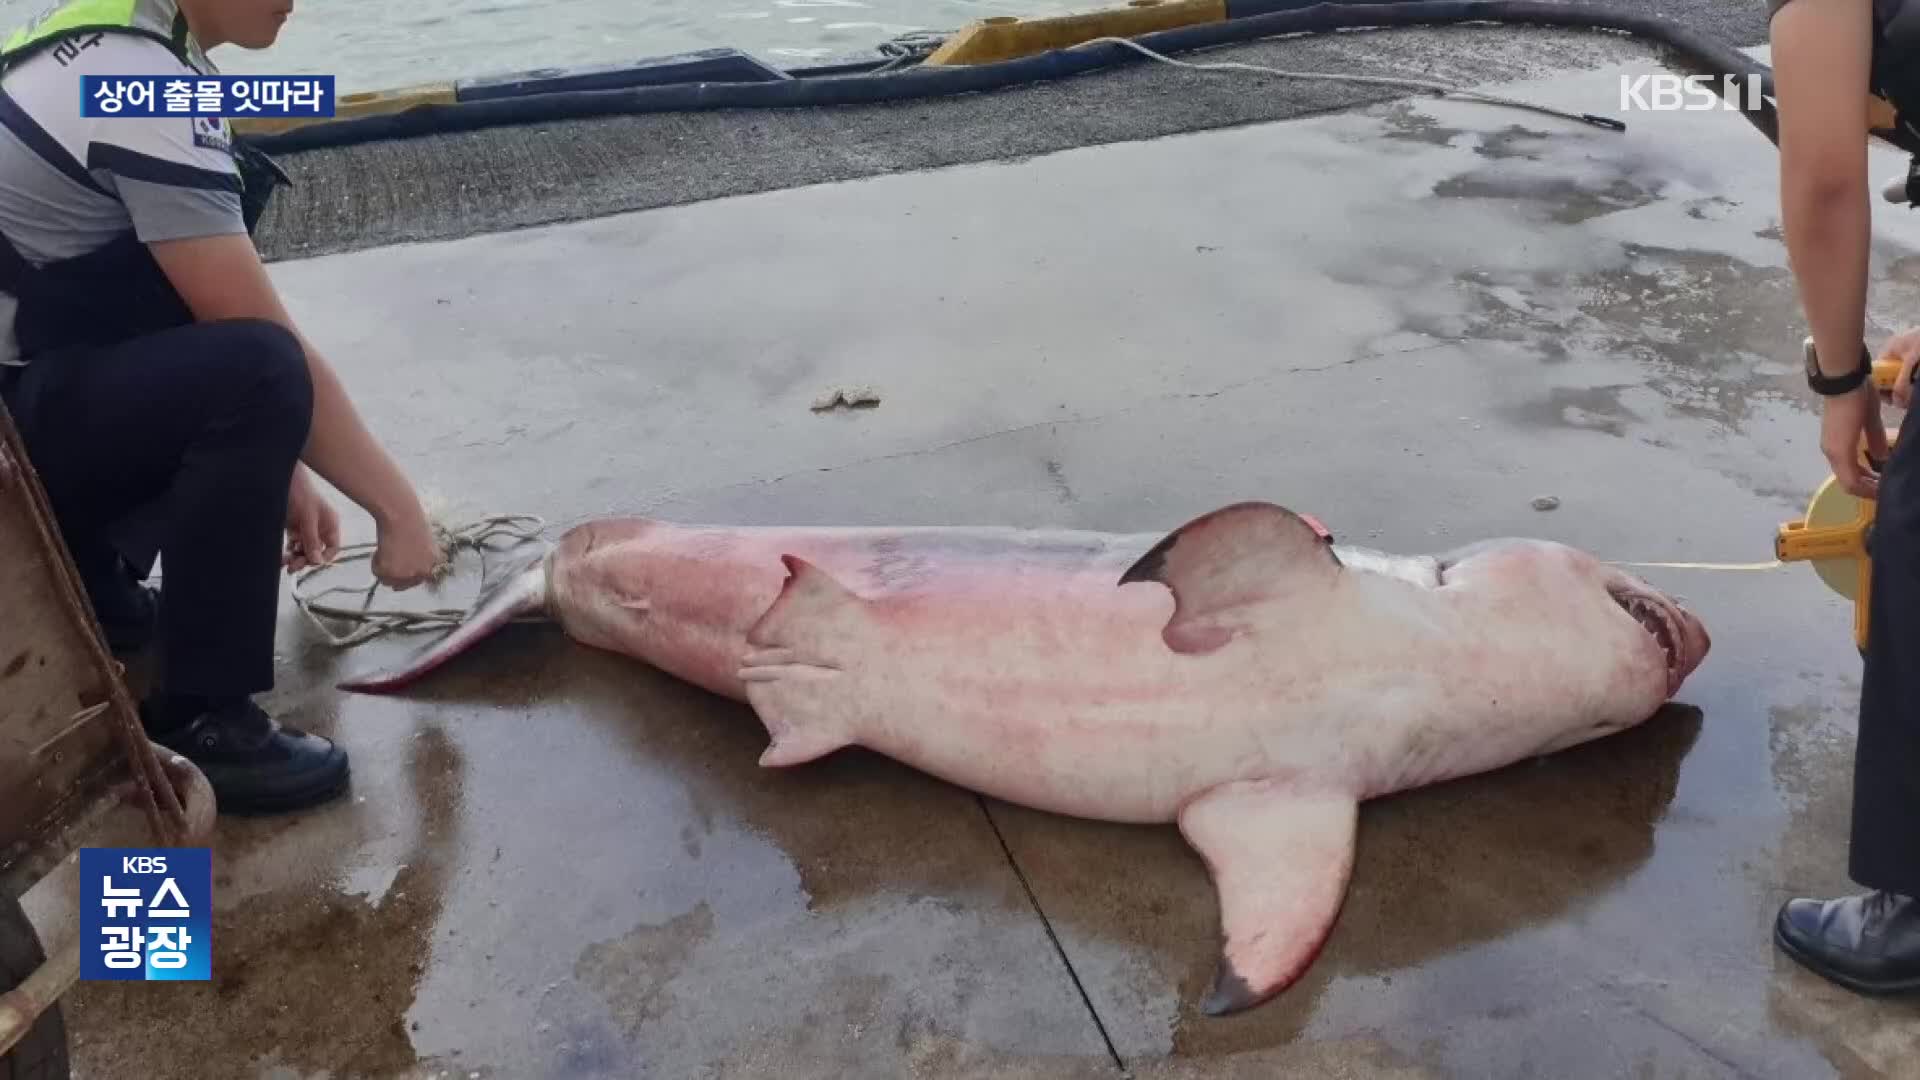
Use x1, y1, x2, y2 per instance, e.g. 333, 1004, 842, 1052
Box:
1804, 336, 1872, 396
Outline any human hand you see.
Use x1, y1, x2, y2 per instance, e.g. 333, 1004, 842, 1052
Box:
371, 506, 443, 591
284, 465, 341, 572
1882, 327, 1920, 410
1822, 380, 1888, 499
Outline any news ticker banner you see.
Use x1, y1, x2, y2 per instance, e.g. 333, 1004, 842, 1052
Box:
81, 75, 334, 118
79, 848, 212, 981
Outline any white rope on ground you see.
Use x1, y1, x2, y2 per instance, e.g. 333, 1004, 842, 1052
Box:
1609, 559, 1784, 572
1076, 34, 1626, 133
289, 514, 546, 647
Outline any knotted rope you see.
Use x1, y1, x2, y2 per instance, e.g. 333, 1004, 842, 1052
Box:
289, 514, 546, 647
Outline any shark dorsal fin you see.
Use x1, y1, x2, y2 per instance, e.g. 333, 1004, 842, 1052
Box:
1119, 501, 1341, 654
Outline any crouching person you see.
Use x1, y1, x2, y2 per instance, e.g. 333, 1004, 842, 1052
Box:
0, 0, 442, 813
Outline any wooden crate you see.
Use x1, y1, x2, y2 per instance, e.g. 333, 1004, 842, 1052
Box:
0, 399, 128, 885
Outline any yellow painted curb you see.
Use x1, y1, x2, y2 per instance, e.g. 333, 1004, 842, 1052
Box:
924, 0, 1227, 66
230, 82, 457, 135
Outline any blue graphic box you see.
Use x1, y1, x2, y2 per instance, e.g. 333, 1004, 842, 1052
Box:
79, 847, 212, 981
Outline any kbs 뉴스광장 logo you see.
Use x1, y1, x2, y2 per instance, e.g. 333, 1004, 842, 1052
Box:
79, 847, 211, 981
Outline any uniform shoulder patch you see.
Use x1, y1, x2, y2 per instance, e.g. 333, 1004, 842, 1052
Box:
191, 116, 231, 153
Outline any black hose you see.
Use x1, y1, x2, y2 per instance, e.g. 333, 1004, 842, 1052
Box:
243, 0, 1781, 155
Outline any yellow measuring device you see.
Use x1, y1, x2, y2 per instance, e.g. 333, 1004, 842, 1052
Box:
1775, 343, 1911, 652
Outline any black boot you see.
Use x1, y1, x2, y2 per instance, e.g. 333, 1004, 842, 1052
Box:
1774, 890, 1920, 994
143, 695, 350, 816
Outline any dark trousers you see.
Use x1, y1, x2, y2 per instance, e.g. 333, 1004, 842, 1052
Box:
1854, 415, 1920, 896
0, 318, 313, 700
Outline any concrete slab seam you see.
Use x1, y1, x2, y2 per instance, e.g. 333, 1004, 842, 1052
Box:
977, 794, 1128, 1074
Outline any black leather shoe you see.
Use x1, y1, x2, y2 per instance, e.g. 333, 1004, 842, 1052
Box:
1774, 890, 1920, 994
147, 698, 350, 816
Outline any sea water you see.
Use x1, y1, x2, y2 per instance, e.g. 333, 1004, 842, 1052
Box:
0, 0, 1092, 93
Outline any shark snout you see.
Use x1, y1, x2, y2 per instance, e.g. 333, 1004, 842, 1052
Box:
1606, 569, 1712, 691
1669, 598, 1711, 678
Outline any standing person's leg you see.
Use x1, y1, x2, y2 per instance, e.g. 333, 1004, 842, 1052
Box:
1775, 415, 1920, 992
2, 316, 350, 814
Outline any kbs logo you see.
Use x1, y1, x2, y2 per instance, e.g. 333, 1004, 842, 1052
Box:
1619, 73, 1765, 112
79, 847, 212, 981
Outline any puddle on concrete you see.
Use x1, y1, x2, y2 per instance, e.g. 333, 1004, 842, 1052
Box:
1454, 244, 1809, 461
986, 703, 1710, 1063
1501, 383, 1641, 437
1371, 103, 1554, 156
574, 901, 714, 1033
340, 861, 407, 907
272, 629, 1113, 1078
1434, 164, 1663, 225
887, 1032, 1433, 1080
65, 723, 465, 1078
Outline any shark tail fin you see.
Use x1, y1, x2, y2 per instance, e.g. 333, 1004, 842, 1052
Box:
335, 537, 554, 694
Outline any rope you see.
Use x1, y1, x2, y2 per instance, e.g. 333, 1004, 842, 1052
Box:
289, 514, 546, 647
1610, 559, 1784, 572
868, 28, 953, 74
877, 28, 950, 59
1076, 34, 1626, 133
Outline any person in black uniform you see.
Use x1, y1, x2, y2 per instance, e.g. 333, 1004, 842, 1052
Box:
1768, 0, 1920, 993
0, 0, 444, 814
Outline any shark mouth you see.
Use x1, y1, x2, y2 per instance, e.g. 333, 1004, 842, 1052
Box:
1614, 589, 1682, 692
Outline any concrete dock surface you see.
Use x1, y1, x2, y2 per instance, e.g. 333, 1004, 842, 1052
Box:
250, 16, 1760, 264
21, 36, 1920, 1080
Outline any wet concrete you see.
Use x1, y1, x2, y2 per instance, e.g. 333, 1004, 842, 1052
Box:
24, 46, 1920, 1078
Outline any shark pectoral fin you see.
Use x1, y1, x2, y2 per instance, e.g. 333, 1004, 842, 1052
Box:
745, 554, 871, 651
739, 555, 868, 768
752, 699, 854, 768
741, 659, 856, 767
1118, 502, 1341, 655
1177, 779, 1359, 1016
